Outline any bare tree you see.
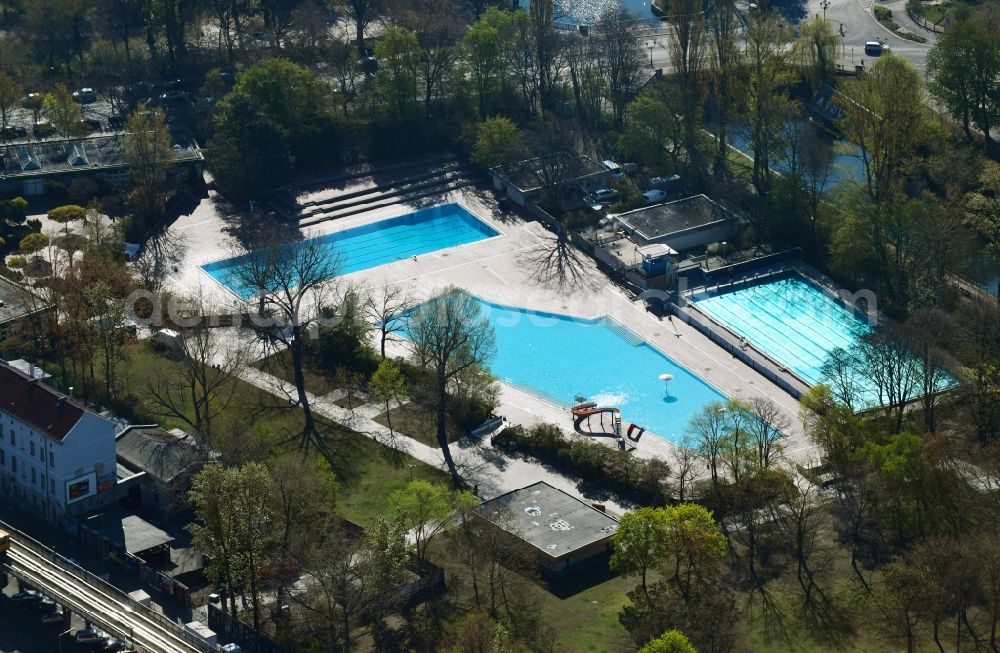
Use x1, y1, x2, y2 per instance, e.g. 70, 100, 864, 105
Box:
855, 329, 922, 432
227, 234, 340, 452
292, 517, 408, 652
364, 284, 414, 358
593, 3, 642, 130
745, 397, 790, 470
147, 287, 250, 448
664, 0, 708, 172
409, 288, 496, 485
686, 400, 729, 492
707, 0, 740, 177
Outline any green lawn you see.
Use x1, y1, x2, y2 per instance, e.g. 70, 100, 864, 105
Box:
371, 401, 467, 448
98, 342, 450, 527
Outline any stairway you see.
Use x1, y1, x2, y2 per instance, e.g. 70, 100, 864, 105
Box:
271, 160, 482, 227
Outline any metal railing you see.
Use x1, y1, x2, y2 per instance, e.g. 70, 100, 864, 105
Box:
0, 519, 213, 652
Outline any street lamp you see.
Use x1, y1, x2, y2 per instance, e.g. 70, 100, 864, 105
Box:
820, 0, 830, 17
645, 40, 655, 69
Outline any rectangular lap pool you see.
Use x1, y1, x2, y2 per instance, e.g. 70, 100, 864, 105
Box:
202, 203, 498, 298
475, 298, 727, 444
689, 273, 871, 387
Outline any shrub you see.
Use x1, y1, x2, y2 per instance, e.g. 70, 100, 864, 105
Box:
494, 423, 671, 504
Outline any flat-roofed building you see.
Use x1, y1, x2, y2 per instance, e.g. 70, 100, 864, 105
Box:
613, 194, 739, 253
491, 154, 611, 209
474, 481, 619, 577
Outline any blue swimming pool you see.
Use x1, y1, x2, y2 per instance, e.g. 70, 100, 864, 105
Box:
690, 273, 871, 387
202, 204, 498, 298
475, 298, 727, 444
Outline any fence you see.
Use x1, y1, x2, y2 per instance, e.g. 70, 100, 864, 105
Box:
207, 603, 285, 653
670, 302, 808, 400
905, 3, 948, 32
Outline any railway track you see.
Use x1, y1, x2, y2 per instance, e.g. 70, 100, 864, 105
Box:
2, 525, 210, 653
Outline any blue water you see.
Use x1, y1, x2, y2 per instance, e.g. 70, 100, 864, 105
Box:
728, 122, 865, 191
202, 204, 498, 298
691, 274, 871, 387
474, 298, 726, 443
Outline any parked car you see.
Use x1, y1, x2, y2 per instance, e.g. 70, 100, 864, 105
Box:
107, 114, 126, 130
72, 87, 97, 103
0, 125, 27, 140
28, 597, 58, 612
98, 637, 128, 652
589, 188, 618, 204
11, 589, 43, 605
40, 609, 66, 625
74, 627, 111, 645
642, 189, 667, 204
33, 121, 55, 138
81, 118, 103, 132
22, 92, 42, 109
602, 160, 625, 179
159, 90, 187, 105
161, 78, 184, 90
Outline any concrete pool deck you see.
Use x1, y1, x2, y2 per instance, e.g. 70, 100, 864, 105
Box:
158, 182, 820, 468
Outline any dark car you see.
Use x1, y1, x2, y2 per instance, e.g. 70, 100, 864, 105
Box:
74, 627, 111, 645
28, 597, 58, 613
81, 118, 103, 133
98, 638, 128, 652
40, 609, 66, 625
158, 90, 187, 105
33, 121, 55, 138
161, 78, 184, 90
10, 589, 43, 605
107, 114, 126, 130
0, 125, 27, 140
72, 87, 98, 103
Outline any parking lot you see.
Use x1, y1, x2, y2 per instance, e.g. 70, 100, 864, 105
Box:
0, 573, 120, 653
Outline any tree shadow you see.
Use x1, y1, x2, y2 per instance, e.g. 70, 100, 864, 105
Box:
518, 230, 598, 292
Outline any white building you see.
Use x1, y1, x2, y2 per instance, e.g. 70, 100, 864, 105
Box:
0, 360, 117, 523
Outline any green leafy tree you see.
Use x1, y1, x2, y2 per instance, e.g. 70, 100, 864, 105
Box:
370, 358, 407, 437
48, 205, 85, 237
639, 630, 697, 653
374, 26, 420, 120
19, 232, 49, 254
471, 116, 527, 170
967, 161, 1000, 298
209, 58, 339, 199
391, 479, 476, 566
927, 7, 1000, 144
43, 84, 85, 139
837, 54, 924, 206
611, 507, 669, 599
410, 288, 497, 484
619, 93, 681, 170
795, 16, 839, 92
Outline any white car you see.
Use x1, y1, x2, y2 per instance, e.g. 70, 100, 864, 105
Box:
642, 189, 667, 204
602, 160, 625, 179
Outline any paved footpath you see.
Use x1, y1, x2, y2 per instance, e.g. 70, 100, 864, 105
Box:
239, 367, 634, 515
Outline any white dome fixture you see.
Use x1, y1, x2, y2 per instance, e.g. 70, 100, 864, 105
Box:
658, 373, 673, 395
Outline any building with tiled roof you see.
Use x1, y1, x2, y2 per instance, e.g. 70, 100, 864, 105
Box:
0, 359, 117, 523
